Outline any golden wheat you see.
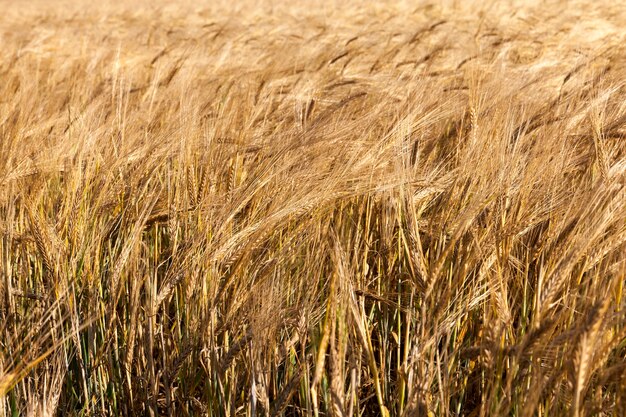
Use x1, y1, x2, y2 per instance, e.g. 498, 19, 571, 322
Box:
0, 0, 625, 415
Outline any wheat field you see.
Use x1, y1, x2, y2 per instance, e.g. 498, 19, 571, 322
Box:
0, 0, 625, 415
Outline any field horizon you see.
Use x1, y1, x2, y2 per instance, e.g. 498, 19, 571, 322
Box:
1, 1, 625, 416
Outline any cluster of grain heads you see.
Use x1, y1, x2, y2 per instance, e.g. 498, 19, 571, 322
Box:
1, 0, 626, 416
